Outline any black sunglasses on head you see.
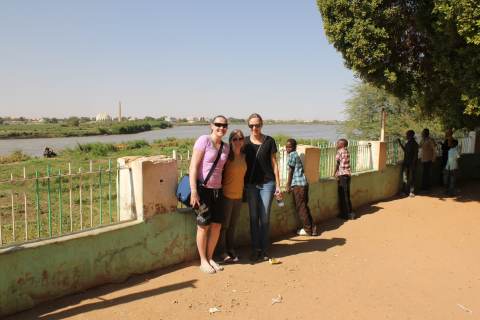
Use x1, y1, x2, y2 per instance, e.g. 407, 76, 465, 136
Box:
248, 124, 262, 129
213, 122, 228, 129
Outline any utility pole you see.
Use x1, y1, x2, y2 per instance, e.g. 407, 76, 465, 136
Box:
380, 107, 386, 142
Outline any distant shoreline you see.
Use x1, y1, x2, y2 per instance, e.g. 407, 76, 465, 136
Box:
0, 120, 342, 140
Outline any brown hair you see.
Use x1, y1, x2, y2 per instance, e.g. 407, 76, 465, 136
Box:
212, 115, 228, 123
247, 113, 263, 125
228, 129, 245, 160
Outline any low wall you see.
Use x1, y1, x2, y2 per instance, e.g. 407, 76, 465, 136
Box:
0, 164, 405, 317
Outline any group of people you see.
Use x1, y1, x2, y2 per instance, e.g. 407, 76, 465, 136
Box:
398, 128, 459, 197
188, 113, 355, 274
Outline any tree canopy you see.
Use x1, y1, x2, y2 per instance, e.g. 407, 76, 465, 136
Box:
343, 82, 443, 140
317, 0, 480, 129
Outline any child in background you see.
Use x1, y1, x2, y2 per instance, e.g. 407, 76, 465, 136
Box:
335, 139, 355, 220
285, 139, 317, 236
398, 130, 419, 197
444, 139, 459, 195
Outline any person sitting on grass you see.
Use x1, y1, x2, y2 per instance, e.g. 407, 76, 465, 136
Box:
285, 138, 317, 236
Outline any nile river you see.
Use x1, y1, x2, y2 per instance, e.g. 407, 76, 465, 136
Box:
0, 124, 341, 156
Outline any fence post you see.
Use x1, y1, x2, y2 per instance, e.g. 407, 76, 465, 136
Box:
297, 145, 320, 183
369, 141, 387, 171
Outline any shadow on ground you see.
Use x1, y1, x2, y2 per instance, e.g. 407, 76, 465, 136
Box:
9, 265, 198, 320
413, 181, 480, 203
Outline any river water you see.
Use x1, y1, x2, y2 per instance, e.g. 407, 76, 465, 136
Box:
0, 124, 342, 156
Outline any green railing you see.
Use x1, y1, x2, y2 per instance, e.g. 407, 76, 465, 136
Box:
0, 160, 121, 247
386, 140, 404, 165
319, 142, 374, 179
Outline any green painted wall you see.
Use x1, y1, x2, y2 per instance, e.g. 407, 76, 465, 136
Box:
0, 163, 458, 317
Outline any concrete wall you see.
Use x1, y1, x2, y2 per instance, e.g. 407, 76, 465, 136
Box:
1, 152, 478, 317
0, 162, 403, 317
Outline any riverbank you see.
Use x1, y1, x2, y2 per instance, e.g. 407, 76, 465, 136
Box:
0, 120, 171, 139
0, 124, 342, 157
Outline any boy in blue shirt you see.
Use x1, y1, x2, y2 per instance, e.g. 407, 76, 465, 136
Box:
285, 138, 317, 236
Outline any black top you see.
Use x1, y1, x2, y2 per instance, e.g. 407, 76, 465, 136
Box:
403, 139, 419, 167
244, 135, 278, 184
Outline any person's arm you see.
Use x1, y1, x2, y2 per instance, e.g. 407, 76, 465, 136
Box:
430, 139, 437, 162
397, 138, 405, 151
189, 147, 205, 208
334, 151, 340, 179
271, 152, 281, 195
286, 166, 294, 193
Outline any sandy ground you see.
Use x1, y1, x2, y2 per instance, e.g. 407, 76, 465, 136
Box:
10, 182, 480, 320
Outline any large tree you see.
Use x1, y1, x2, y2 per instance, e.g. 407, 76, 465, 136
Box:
317, 0, 480, 129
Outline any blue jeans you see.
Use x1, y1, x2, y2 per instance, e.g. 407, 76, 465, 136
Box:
246, 181, 275, 252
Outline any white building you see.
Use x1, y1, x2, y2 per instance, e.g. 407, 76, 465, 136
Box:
95, 113, 112, 122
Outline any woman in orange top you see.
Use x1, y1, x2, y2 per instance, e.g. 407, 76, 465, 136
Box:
217, 129, 247, 263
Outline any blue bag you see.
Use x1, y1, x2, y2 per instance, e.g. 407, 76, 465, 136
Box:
176, 141, 224, 207
176, 175, 192, 206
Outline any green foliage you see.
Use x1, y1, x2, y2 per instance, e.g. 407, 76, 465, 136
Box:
343, 82, 443, 140
74, 142, 117, 157
66, 116, 80, 127
0, 150, 31, 164
317, 0, 480, 128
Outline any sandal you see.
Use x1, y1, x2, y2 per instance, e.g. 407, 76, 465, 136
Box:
209, 260, 224, 271
199, 263, 216, 274
221, 254, 234, 264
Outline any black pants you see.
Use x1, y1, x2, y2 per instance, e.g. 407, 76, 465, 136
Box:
402, 164, 416, 194
421, 161, 432, 190
337, 175, 352, 218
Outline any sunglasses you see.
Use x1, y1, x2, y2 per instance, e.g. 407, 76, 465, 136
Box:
232, 137, 244, 142
248, 124, 262, 129
213, 122, 228, 129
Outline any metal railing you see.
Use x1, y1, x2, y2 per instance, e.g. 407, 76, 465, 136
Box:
386, 133, 475, 166
278, 141, 374, 184
0, 160, 124, 248
318, 142, 373, 178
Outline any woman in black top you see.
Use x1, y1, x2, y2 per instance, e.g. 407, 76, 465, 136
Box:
244, 113, 281, 262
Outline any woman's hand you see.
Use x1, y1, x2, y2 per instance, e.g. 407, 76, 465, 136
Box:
274, 186, 282, 196
190, 190, 200, 208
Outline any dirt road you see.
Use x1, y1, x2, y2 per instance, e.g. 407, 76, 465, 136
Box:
11, 182, 480, 320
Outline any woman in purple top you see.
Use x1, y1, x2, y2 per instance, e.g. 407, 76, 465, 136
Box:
189, 115, 230, 274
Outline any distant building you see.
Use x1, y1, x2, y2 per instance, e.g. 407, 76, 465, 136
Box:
164, 116, 176, 122
95, 113, 112, 122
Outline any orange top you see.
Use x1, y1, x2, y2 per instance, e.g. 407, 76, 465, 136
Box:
222, 155, 247, 200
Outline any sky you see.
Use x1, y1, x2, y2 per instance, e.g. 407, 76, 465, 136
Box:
0, 1, 356, 121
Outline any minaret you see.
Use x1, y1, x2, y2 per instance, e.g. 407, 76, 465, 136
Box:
118, 101, 122, 122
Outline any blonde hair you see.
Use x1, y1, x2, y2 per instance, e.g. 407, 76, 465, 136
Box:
247, 113, 263, 125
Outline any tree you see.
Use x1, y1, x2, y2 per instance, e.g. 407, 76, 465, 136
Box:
66, 116, 80, 127
343, 82, 443, 140
317, 0, 480, 128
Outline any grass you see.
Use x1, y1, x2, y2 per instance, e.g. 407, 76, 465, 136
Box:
0, 120, 171, 139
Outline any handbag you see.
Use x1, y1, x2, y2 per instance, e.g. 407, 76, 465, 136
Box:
176, 141, 224, 207
242, 136, 266, 203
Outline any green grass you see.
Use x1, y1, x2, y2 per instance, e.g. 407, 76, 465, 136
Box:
0, 120, 171, 139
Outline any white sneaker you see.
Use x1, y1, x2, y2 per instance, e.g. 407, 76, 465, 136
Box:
297, 228, 308, 236
409, 192, 415, 198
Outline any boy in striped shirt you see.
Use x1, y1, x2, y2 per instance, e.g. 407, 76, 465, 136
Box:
335, 139, 355, 220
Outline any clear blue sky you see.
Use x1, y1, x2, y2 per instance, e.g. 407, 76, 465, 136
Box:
0, 1, 356, 120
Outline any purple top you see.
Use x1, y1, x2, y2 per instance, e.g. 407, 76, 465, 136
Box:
194, 135, 229, 189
